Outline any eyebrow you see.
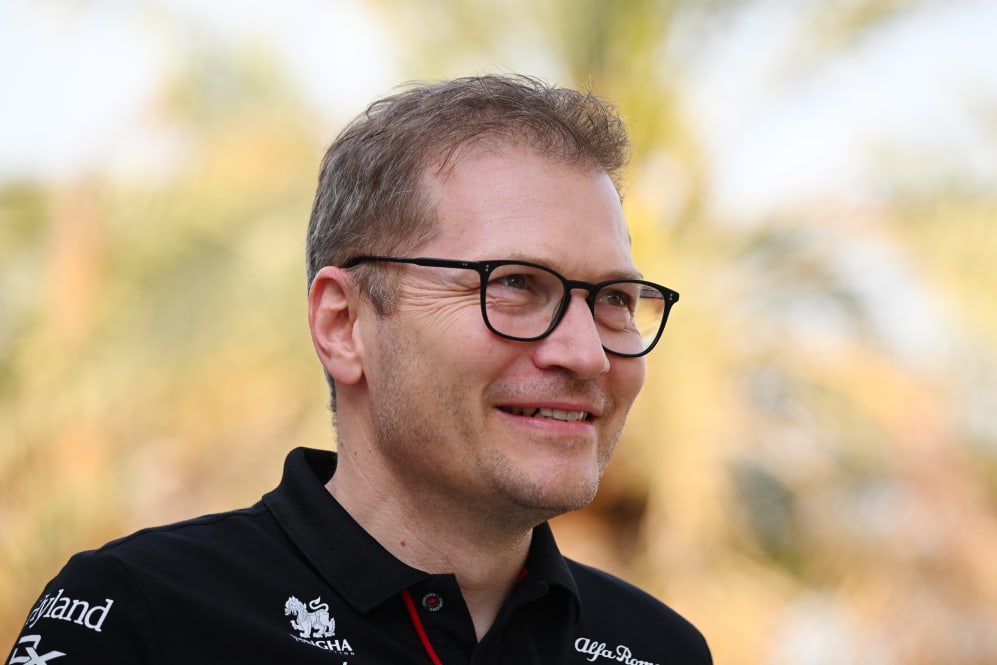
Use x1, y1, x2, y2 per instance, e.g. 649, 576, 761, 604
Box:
500, 252, 645, 281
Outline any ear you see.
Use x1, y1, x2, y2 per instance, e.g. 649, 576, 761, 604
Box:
308, 266, 365, 388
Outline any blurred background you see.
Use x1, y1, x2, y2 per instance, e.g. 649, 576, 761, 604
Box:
2, 0, 996, 662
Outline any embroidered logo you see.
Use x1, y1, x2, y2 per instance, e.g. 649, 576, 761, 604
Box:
8, 635, 66, 664
574, 637, 659, 665
284, 595, 355, 656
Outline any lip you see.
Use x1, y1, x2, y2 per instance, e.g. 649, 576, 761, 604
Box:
495, 401, 601, 428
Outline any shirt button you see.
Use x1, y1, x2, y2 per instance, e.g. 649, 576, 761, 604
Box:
422, 592, 444, 612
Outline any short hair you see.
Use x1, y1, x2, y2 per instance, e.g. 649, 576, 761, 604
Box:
305, 74, 630, 293
305, 74, 631, 407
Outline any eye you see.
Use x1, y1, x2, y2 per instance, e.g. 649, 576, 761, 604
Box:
497, 273, 529, 290
599, 288, 634, 309
485, 266, 560, 311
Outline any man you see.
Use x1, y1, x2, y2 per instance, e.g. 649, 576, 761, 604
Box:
8, 74, 710, 664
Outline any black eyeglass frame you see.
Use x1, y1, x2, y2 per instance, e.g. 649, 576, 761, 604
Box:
344, 255, 680, 358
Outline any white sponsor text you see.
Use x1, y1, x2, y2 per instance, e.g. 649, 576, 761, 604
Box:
25, 589, 113, 633
574, 637, 659, 665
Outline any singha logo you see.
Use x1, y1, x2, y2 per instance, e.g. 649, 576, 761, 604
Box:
284, 596, 336, 639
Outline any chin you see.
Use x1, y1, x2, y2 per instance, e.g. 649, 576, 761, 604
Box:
507, 473, 602, 519
488, 444, 608, 518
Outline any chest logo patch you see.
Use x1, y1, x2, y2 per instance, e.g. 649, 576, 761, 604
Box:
284, 595, 355, 657
285, 596, 336, 639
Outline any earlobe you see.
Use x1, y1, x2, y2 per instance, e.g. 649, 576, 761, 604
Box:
308, 266, 364, 387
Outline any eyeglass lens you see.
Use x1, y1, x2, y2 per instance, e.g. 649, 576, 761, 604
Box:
482, 263, 666, 355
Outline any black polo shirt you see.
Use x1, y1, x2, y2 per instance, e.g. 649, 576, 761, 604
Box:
8, 447, 711, 664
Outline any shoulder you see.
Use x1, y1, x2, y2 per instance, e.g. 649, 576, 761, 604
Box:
97, 502, 273, 560
40, 501, 278, 603
7, 543, 155, 662
567, 559, 712, 665
566, 558, 685, 618
6, 503, 282, 662
38, 502, 285, 619
79, 501, 300, 593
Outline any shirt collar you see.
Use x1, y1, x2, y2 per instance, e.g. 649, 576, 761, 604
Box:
263, 447, 579, 614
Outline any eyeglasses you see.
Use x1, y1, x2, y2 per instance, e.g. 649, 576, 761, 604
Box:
345, 256, 679, 357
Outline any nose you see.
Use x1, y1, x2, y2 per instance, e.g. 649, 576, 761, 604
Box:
532, 291, 610, 378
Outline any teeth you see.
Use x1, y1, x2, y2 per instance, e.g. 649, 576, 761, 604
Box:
538, 408, 587, 421
502, 407, 588, 421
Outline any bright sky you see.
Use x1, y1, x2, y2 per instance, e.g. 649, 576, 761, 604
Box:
687, 0, 997, 217
1, 0, 996, 217
0, 0, 399, 181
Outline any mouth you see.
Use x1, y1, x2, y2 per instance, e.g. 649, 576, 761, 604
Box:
498, 406, 593, 422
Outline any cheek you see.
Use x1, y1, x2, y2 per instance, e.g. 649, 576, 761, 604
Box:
609, 358, 646, 412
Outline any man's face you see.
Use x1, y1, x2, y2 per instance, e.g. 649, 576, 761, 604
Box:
360, 144, 646, 523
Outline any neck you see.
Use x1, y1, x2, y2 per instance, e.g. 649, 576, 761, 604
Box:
327, 443, 536, 640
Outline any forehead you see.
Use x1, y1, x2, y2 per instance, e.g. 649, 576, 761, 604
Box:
419, 143, 634, 277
